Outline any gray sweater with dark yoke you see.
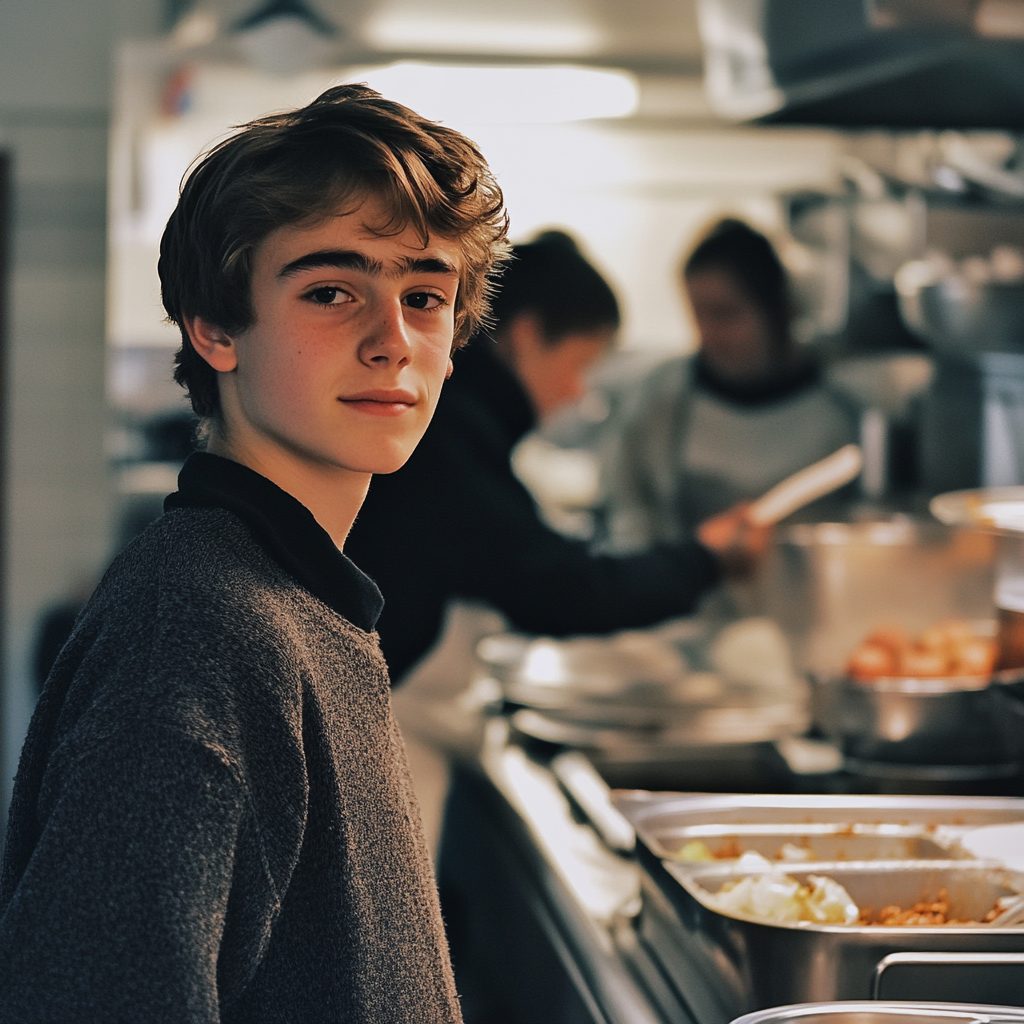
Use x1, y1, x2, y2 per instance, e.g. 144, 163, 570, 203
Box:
0, 453, 463, 1024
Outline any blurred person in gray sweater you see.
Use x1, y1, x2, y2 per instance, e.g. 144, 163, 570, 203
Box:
0, 84, 509, 1023
547, 219, 855, 553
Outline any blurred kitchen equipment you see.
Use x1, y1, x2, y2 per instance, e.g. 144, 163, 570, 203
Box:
477, 617, 809, 790
614, 791, 1024, 1009
931, 487, 1024, 533
728, 1004, 1024, 1024
697, 0, 1024, 128
812, 664, 1021, 783
897, 255, 1024, 356
785, 148, 1024, 495
927, 355, 1024, 492
756, 519, 995, 680
748, 445, 864, 526
756, 514, 1003, 791
930, 487, 1024, 771
931, 487, 1024, 669
897, 249, 1024, 492
827, 358, 934, 498
231, 0, 340, 76
550, 750, 635, 854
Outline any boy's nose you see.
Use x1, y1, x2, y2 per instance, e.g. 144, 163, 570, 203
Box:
360, 301, 412, 366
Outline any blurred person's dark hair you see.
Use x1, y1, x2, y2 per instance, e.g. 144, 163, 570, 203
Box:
491, 230, 620, 343
159, 83, 510, 420
683, 219, 791, 348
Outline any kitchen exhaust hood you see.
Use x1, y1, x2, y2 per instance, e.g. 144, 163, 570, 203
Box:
698, 0, 1024, 128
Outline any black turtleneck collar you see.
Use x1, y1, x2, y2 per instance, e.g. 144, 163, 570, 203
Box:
447, 337, 537, 447
164, 452, 383, 632
694, 353, 821, 408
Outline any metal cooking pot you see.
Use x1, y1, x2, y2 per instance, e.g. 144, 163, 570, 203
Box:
753, 518, 1011, 785
754, 519, 996, 680
812, 671, 1022, 771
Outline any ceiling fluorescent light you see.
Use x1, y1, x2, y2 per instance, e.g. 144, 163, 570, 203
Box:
363, 13, 603, 57
351, 63, 638, 124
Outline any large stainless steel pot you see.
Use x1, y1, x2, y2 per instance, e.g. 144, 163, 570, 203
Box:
752, 519, 1011, 784
754, 519, 996, 680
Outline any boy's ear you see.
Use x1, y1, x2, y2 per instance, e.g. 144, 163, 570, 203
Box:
185, 316, 238, 373
445, 358, 454, 379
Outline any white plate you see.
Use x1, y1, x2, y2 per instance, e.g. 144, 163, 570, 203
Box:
960, 822, 1024, 871
931, 487, 1024, 533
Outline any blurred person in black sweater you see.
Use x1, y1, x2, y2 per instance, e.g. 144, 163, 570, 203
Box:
346, 231, 766, 682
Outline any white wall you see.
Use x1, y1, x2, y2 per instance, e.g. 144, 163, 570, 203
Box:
0, 0, 162, 822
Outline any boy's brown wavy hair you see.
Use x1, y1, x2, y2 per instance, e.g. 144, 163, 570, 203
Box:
159, 83, 510, 418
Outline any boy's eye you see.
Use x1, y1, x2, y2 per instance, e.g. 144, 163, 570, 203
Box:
404, 291, 444, 310
306, 286, 350, 306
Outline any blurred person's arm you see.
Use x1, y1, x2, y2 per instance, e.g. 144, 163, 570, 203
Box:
359, 407, 724, 681
697, 502, 772, 580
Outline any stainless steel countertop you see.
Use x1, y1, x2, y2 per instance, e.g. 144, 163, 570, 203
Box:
471, 718, 695, 1024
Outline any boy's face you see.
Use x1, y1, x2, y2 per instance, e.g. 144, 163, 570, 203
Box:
197, 194, 461, 478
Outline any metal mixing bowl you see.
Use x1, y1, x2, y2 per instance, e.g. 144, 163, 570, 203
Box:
812, 672, 1021, 770
898, 276, 1024, 354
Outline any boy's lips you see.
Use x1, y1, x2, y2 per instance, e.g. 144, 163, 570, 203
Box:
339, 388, 418, 417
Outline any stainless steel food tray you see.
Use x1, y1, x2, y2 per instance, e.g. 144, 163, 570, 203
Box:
671, 861, 1022, 926
611, 794, 1024, 1020
615, 793, 1024, 852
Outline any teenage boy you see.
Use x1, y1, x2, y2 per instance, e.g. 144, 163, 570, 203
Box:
0, 84, 508, 1023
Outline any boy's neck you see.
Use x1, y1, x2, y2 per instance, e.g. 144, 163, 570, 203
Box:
205, 432, 370, 552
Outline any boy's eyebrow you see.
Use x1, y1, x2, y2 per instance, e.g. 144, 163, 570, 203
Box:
278, 249, 382, 278
278, 249, 458, 279
395, 255, 460, 277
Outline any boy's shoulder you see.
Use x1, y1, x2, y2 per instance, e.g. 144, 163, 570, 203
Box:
48, 503, 387, 761
99, 505, 287, 615
94, 503, 381, 661
129, 503, 277, 575
83, 506, 344, 691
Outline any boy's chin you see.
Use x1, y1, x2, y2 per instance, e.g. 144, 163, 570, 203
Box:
367, 455, 414, 476
351, 444, 418, 477
363, 431, 434, 475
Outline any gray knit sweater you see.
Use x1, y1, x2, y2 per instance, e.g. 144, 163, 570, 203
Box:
0, 454, 462, 1023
